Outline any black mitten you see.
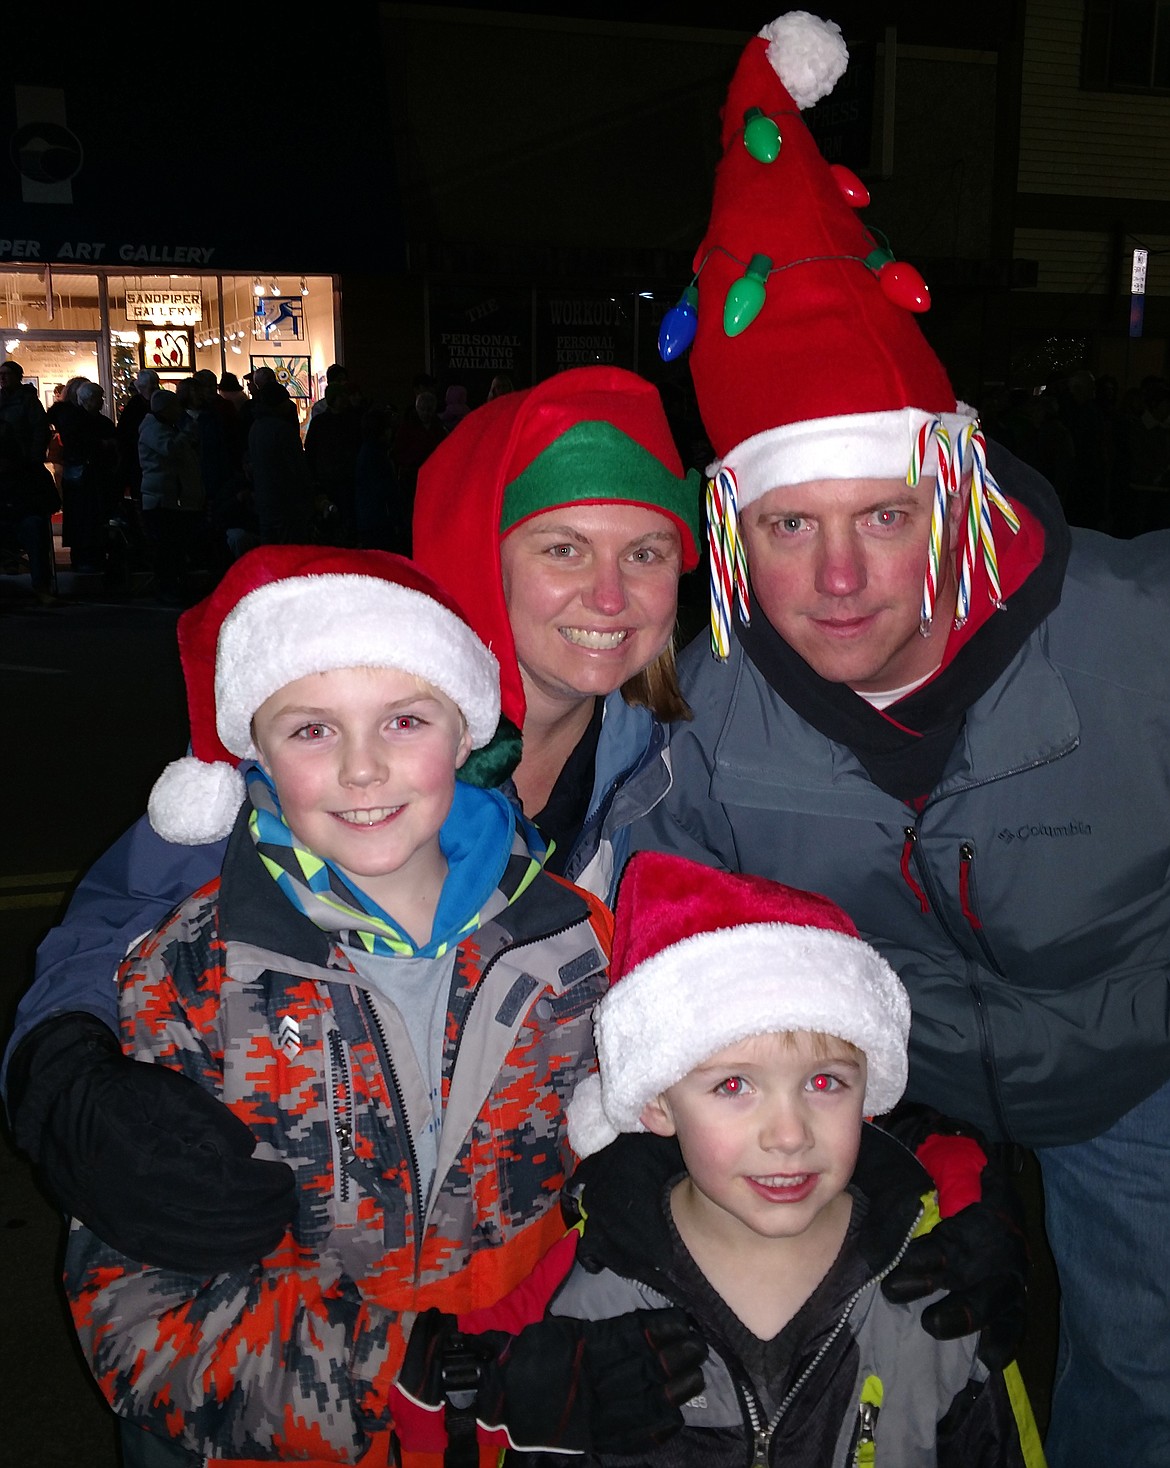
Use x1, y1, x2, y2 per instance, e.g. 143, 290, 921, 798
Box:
399, 1305, 707, 1454
879, 1103, 1029, 1368
8, 1012, 296, 1273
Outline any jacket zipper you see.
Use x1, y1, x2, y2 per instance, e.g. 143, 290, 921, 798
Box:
327, 1027, 355, 1204
357, 989, 425, 1266
741, 1206, 923, 1467
957, 842, 1006, 974
900, 824, 1013, 1142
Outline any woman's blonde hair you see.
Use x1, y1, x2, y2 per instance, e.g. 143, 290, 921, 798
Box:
620, 635, 692, 724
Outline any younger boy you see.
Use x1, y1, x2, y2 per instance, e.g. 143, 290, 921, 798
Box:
549, 851, 1046, 1466
62, 546, 701, 1468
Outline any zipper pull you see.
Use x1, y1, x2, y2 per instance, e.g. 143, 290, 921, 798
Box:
900, 827, 929, 913
854, 1374, 883, 1466
335, 1120, 354, 1159
751, 1430, 771, 1468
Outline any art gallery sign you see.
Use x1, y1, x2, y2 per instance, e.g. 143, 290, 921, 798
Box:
124, 289, 203, 325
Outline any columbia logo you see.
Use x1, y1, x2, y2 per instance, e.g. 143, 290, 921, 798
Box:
997, 819, 1092, 845
277, 1015, 302, 1058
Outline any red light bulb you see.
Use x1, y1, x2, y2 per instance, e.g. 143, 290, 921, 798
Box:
879, 260, 931, 313
830, 164, 870, 208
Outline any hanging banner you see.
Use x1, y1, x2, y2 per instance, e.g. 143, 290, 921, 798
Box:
533, 290, 635, 378
428, 283, 531, 407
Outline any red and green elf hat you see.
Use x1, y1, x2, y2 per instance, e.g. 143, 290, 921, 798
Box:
413, 365, 702, 731
677, 11, 1017, 655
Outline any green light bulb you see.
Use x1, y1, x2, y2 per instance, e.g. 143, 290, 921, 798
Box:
724, 254, 772, 337
743, 107, 781, 164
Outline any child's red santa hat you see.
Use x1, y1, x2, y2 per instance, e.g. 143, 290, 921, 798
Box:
147, 545, 501, 845
566, 850, 910, 1158
663, 11, 1018, 654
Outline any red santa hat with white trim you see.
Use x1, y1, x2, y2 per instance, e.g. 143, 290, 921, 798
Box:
566, 850, 911, 1158
147, 545, 501, 845
661, 11, 1018, 656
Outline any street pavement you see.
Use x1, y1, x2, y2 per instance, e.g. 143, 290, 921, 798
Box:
2, 568, 188, 1467
0, 563, 1060, 1464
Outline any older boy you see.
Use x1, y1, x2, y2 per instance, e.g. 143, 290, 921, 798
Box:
62, 546, 702, 1468
544, 852, 1045, 1466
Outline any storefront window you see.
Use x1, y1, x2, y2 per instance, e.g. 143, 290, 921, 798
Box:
0, 267, 337, 421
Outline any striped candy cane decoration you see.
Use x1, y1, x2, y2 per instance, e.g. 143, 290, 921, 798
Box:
970, 427, 1019, 610
916, 418, 947, 633
706, 469, 749, 660
706, 475, 733, 660
954, 424, 1021, 624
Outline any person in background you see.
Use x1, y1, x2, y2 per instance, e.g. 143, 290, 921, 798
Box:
486, 373, 515, 401
303, 379, 362, 540
0, 382, 58, 604
188, 368, 247, 573
354, 402, 407, 553
634, 14, 1170, 1464
392, 388, 446, 509
114, 368, 159, 514
245, 369, 314, 546
217, 371, 248, 415
438, 383, 470, 431
309, 360, 349, 420
137, 388, 204, 605
56, 379, 117, 577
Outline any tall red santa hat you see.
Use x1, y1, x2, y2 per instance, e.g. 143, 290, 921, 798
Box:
147, 545, 501, 845
566, 850, 910, 1158
658, 11, 1019, 657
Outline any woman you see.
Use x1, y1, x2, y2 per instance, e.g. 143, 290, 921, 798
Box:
412, 366, 701, 898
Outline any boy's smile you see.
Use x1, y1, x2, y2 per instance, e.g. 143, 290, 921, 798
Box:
251, 665, 472, 935
642, 1030, 866, 1253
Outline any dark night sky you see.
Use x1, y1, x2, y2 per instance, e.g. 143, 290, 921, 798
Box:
445, 1, 1015, 50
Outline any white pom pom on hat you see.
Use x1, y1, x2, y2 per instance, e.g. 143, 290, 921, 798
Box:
147, 545, 501, 846
566, 851, 911, 1159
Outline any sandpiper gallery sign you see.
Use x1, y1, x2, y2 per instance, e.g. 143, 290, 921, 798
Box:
124, 290, 203, 325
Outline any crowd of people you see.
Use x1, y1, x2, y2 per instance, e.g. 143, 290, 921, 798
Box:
5, 10, 1170, 1468
0, 361, 517, 609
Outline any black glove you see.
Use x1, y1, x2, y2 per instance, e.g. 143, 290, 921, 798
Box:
399, 1305, 707, 1455
878, 1103, 1029, 1369
8, 1012, 297, 1274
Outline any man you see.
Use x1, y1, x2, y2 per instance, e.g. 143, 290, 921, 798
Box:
634, 14, 1170, 1468
114, 368, 159, 507
0, 359, 56, 599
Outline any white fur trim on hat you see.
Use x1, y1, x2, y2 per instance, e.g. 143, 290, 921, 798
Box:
215, 573, 500, 757
566, 921, 910, 1158
147, 757, 247, 845
709, 406, 976, 510
759, 11, 848, 110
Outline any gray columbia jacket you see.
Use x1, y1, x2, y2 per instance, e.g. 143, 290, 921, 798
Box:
636, 450, 1170, 1148
534, 1126, 1042, 1468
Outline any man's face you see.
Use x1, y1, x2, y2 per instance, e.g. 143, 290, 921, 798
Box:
739, 475, 962, 695
0, 365, 21, 394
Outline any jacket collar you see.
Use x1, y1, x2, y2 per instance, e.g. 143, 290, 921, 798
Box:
565, 1121, 932, 1288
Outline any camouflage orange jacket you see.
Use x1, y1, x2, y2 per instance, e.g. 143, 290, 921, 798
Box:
64, 818, 612, 1467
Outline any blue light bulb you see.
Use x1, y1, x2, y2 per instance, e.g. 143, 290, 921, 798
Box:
658, 286, 699, 362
